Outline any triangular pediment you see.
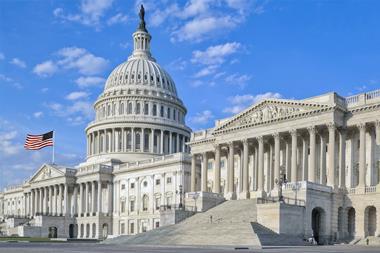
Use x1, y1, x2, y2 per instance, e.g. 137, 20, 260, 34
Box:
214, 99, 332, 132
28, 164, 65, 183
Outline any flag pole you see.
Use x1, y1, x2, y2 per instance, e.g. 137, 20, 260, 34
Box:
52, 131, 55, 164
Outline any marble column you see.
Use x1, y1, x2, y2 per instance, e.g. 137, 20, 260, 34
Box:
327, 123, 336, 187
31, 190, 35, 216
176, 133, 180, 153
201, 152, 208, 192
85, 182, 89, 214
358, 123, 366, 187
92, 181, 96, 214
308, 126, 316, 182
302, 137, 309, 181
151, 129, 155, 153
79, 183, 83, 216
273, 133, 280, 190
49, 186, 53, 215
285, 137, 291, 181
108, 182, 113, 214
339, 128, 347, 188
131, 128, 135, 152
376, 121, 380, 145
59, 184, 64, 215
241, 139, 250, 198
320, 133, 327, 185
291, 129, 298, 182
227, 142, 235, 199
39, 188, 43, 214
97, 181, 102, 214
191, 154, 196, 192
160, 130, 164, 154
73, 185, 78, 216
257, 136, 265, 194
64, 184, 69, 216
169, 131, 172, 153
214, 144, 221, 193
52, 185, 57, 215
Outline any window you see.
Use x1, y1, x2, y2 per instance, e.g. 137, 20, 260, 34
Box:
127, 102, 132, 114
121, 223, 125, 234
119, 103, 124, 115
107, 104, 111, 116
167, 107, 170, 119
130, 223, 135, 234
166, 196, 172, 207
144, 103, 149, 115
166, 177, 172, 184
155, 198, 161, 210
130, 183, 135, 189
144, 132, 149, 151
112, 103, 116, 115
136, 103, 141, 114
155, 221, 160, 228
160, 106, 164, 117
121, 184, 125, 190
121, 201, 126, 213
130, 200, 135, 212
153, 104, 157, 116
173, 109, 176, 120
126, 132, 132, 150
106, 133, 110, 151
155, 179, 160, 185
142, 195, 149, 211
136, 132, 141, 150
143, 181, 148, 187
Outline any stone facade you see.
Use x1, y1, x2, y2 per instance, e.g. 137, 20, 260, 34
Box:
188, 89, 380, 243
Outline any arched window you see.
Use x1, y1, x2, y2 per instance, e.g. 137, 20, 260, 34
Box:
118, 131, 122, 151
142, 195, 149, 211
136, 103, 141, 114
144, 103, 149, 115
136, 132, 141, 150
160, 106, 164, 117
173, 109, 176, 120
126, 132, 132, 150
127, 102, 132, 114
144, 132, 149, 151
99, 134, 103, 153
106, 133, 110, 152
153, 104, 157, 116
167, 108, 170, 119
119, 103, 124, 115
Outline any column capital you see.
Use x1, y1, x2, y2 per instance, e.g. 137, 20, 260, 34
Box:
272, 132, 280, 139
242, 138, 249, 146
213, 143, 221, 151
257, 136, 264, 143
327, 122, 336, 130
357, 122, 366, 130
307, 126, 317, 134
290, 129, 297, 136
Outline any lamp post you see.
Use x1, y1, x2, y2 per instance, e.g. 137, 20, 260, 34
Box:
178, 185, 183, 209
275, 169, 287, 202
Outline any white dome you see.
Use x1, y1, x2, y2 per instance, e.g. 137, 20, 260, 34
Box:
104, 58, 178, 97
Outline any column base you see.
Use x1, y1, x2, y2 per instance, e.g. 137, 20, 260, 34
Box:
224, 191, 237, 200
239, 191, 250, 199
252, 190, 266, 199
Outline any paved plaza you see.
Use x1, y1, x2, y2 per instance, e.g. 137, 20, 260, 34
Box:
0, 243, 379, 253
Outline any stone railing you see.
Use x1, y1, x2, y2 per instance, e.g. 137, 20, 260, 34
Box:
283, 181, 332, 193
348, 185, 379, 195
191, 128, 215, 142
114, 153, 190, 172
345, 89, 380, 108
77, 163, 113, 175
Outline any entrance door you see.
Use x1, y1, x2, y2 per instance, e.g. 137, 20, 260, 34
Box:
312, 208, 324, 244
69, 224, 74, 238
48, 227, 57, 238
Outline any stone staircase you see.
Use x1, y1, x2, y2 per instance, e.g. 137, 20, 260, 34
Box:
354, 236, 380, 246
104, 199, 309, 247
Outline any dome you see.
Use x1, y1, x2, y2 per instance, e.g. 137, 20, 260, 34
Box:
84, 6, 191, 164
104, 58, 178, 97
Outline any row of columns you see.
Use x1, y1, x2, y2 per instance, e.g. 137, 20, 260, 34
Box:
78, 181, 113, 216
87, 128, 189, 156
191, 121, 380, 198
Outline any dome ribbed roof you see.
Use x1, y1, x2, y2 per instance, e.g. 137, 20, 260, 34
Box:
104, 58, 178, 96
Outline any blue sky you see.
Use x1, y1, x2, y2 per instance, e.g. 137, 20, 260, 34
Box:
1, 0, 380, 189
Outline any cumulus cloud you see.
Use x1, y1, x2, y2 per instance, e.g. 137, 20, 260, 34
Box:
224, 73, 252, 88
10, 58, 26, 68
223, 92, 283, 114
189, 110, 214, 125
193, 65, 218, 78
33, 111, 43, 118
192, 42, 241, 65
65, 91, 89, 100
33, 60, 57, 77
53, 0, 114, 29
0, 74, 22, 89
0, 130, 22, 156
75, 76, 105, 88
33, 47, 108, 78
107, 13, 128, 25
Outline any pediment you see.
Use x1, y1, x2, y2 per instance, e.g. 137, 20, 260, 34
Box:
214, 99, 332, 132
29, 164, 65, 183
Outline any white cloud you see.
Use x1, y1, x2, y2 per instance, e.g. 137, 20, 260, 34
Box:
10, 58, 26, 68
0, 130, 21, 156
172, 16, 240, 42
0, 74, 22, 89
33, 47, 108, 78
45, 99, 93, 125
33, 111, 43, 118
54, 0, 114, 29
0, 74, 13, 82
33, 60, 57, 77
191, 42, 241, 65
223, 92, 283, 114
0, 52, 4, 60
65, 91, 89, 101
189, 110, 214, 124
225, 73, 252, 88
193, 65, 218, 78
57, 47, 109, 75
150, 4, 179, 27
75, 76, 105, 88
107, 13, 128, 25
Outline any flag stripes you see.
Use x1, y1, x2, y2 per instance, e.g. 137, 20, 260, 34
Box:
24, 131, 54, 150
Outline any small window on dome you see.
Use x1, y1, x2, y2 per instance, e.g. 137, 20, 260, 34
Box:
156, 77, 160, 83
131, 74, 135, 79
119, 75, 122, 80
150, 75, 153, 81
144, 74, 147, 80
138, 74, 141, 79
126, 74, 128, 79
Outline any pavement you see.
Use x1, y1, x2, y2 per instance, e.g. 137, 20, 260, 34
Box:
0, 242, 379, 253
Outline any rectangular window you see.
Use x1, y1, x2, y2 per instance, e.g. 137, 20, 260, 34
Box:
121, 184, 125, 190
155, 179, 160, 185
144, 103, 149, 115
130, 200, 135, 212
155, 197, 161, 210
130, 183, 135, 189
166, 177, 172, 184
166, 196, 172, 208
121, 223, 125, 234
121, 201, 126, 213
130, 223, 135, 234
155, 221, 160, 228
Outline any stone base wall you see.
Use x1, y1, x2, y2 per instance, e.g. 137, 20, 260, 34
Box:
185, 191, 225, 212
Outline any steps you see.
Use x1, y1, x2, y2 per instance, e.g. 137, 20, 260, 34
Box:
104, 199, 309, 247
354, 236, 380, 246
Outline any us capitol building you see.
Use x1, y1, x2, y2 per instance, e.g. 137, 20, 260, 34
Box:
1, 7, 380, 246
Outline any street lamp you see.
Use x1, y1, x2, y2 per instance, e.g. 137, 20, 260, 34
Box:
275, 170, 287, 202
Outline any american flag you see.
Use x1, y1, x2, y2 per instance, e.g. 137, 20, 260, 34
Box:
24, 131, 54, 150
